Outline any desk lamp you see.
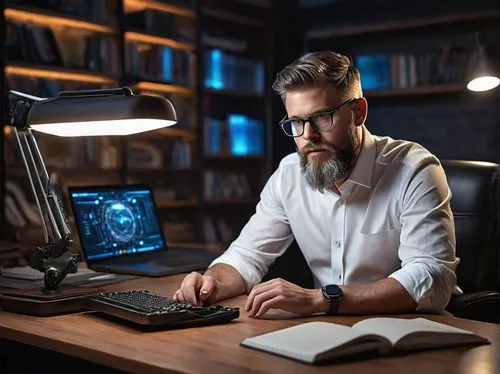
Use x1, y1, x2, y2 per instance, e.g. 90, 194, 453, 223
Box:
4, 87, 177, 293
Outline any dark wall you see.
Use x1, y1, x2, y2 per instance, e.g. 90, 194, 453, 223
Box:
271, 0, 500, 165
367, 91, 500, 163
271, 0, 304, 169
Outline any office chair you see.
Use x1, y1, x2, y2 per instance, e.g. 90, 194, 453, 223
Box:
441, 160, 500, 323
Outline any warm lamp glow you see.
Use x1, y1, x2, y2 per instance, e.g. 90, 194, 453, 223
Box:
467, 32, 499, 93
125, 31, 195, 51
467, 76, 500, 92
31, 118, 177, 137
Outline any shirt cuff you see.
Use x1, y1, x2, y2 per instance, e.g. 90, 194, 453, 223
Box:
389, 262, 456, 312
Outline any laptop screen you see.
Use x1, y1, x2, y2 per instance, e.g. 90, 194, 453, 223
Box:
68, 185, 166, 261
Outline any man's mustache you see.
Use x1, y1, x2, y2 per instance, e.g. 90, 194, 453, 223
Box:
301, 142, 335, 154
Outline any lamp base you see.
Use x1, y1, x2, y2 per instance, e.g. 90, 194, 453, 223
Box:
0, 285, 101, 316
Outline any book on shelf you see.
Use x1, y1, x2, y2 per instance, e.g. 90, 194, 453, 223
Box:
240, 317, 489, 364
6, 21, 118, 75
355, 46, 471, 91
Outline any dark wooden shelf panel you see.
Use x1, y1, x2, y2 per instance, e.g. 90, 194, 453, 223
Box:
146, 127, 197, 139
167, 241, 226, 253
156, 199, 198, 208
202, 8, 266, 28
364, 83, 466, 98
128, 167, 196, 173
306, 10, 500, 40
204, 88, 265, 99
123, 0, 196, 18
48, 167, 120, 175
233, 0, 273, 7
134, 80, 195, 96
125, 30, 195, 51
5, 5, 116, 34
5, 62, 118, 84
205, 198, 259, 205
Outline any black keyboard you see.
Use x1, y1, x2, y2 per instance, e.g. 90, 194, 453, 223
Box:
84, 290, 240, 329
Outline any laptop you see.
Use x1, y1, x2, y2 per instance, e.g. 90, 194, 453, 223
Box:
67, 184, 219, 277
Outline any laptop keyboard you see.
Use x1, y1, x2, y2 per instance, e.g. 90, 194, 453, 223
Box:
85, 290, 240, 329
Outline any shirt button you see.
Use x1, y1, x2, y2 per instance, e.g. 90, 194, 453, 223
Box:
337, 274, 342, 280
335, 241, 341, 248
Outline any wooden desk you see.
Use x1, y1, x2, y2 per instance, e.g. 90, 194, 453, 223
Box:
1, 275, 499, 374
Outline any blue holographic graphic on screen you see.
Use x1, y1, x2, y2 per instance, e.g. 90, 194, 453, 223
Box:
70, 188, 165, 261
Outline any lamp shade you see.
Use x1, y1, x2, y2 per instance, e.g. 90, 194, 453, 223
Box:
26, 93, 177, 136
467, 32, 500, 92
467, 74, 500, 92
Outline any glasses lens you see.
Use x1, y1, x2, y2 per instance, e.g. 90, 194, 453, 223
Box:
281, 119, 302, 137
311, 112, 333, 130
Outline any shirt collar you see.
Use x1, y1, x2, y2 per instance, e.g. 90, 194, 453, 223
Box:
345, 126, 375, 189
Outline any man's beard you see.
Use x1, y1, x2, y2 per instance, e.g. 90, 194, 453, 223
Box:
299, 125, 359, 192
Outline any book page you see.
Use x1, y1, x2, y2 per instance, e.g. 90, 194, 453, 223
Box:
241, 321, 390, 364
352, 317, 487, 350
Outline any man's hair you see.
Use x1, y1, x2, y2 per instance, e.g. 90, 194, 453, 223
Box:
272, 51, 362, 102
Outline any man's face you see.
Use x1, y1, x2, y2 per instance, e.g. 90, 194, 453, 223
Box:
284, 85, 360, 191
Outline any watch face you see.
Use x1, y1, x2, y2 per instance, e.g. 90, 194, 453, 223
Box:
325, 284, 342, 297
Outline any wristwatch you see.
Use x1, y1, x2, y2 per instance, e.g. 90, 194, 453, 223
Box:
321, 284, 344, 315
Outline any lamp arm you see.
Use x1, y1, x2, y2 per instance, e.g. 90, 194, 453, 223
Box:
7, 92, 79, 292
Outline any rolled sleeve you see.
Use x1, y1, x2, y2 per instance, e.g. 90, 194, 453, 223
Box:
394, 158, 459, 311
389, 257, 458, 311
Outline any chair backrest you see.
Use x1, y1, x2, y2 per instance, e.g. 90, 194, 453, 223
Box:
441, 160, 500, 293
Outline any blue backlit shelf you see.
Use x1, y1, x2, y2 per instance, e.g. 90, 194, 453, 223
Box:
204, 154, 264, 160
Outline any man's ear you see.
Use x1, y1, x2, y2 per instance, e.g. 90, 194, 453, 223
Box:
354, 97, 368, 127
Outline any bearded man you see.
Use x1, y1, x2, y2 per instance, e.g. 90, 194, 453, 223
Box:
173, 51, 460, 317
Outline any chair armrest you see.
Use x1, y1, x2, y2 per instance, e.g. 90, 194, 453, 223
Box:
446, 291, 500, 323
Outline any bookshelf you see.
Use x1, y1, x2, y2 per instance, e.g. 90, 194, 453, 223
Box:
197, 0, 273, 247
300, 0, 500, 166
0, 0, 275, 253
306, 10, 500, 40
304, 2, 500, 99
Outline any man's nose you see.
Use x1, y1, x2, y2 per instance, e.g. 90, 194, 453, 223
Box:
302, 121, 320, 140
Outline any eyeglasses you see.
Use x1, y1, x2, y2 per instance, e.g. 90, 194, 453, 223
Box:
279, 98, 358, 137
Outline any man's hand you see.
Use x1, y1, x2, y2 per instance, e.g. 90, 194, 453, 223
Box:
173, 271, 219, 306
245, 278, 327, 318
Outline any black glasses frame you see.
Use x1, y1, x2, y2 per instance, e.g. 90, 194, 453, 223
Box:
279, 98, 359, 137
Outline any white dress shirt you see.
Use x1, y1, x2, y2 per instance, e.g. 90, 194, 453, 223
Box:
211, 127, 460, 312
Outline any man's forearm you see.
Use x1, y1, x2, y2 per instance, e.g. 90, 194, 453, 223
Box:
337, 278, 417, 314
310, 278, 417, 315
204, 263, 247, 301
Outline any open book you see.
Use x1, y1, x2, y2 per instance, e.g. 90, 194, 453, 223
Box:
240, 317, 489, 364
